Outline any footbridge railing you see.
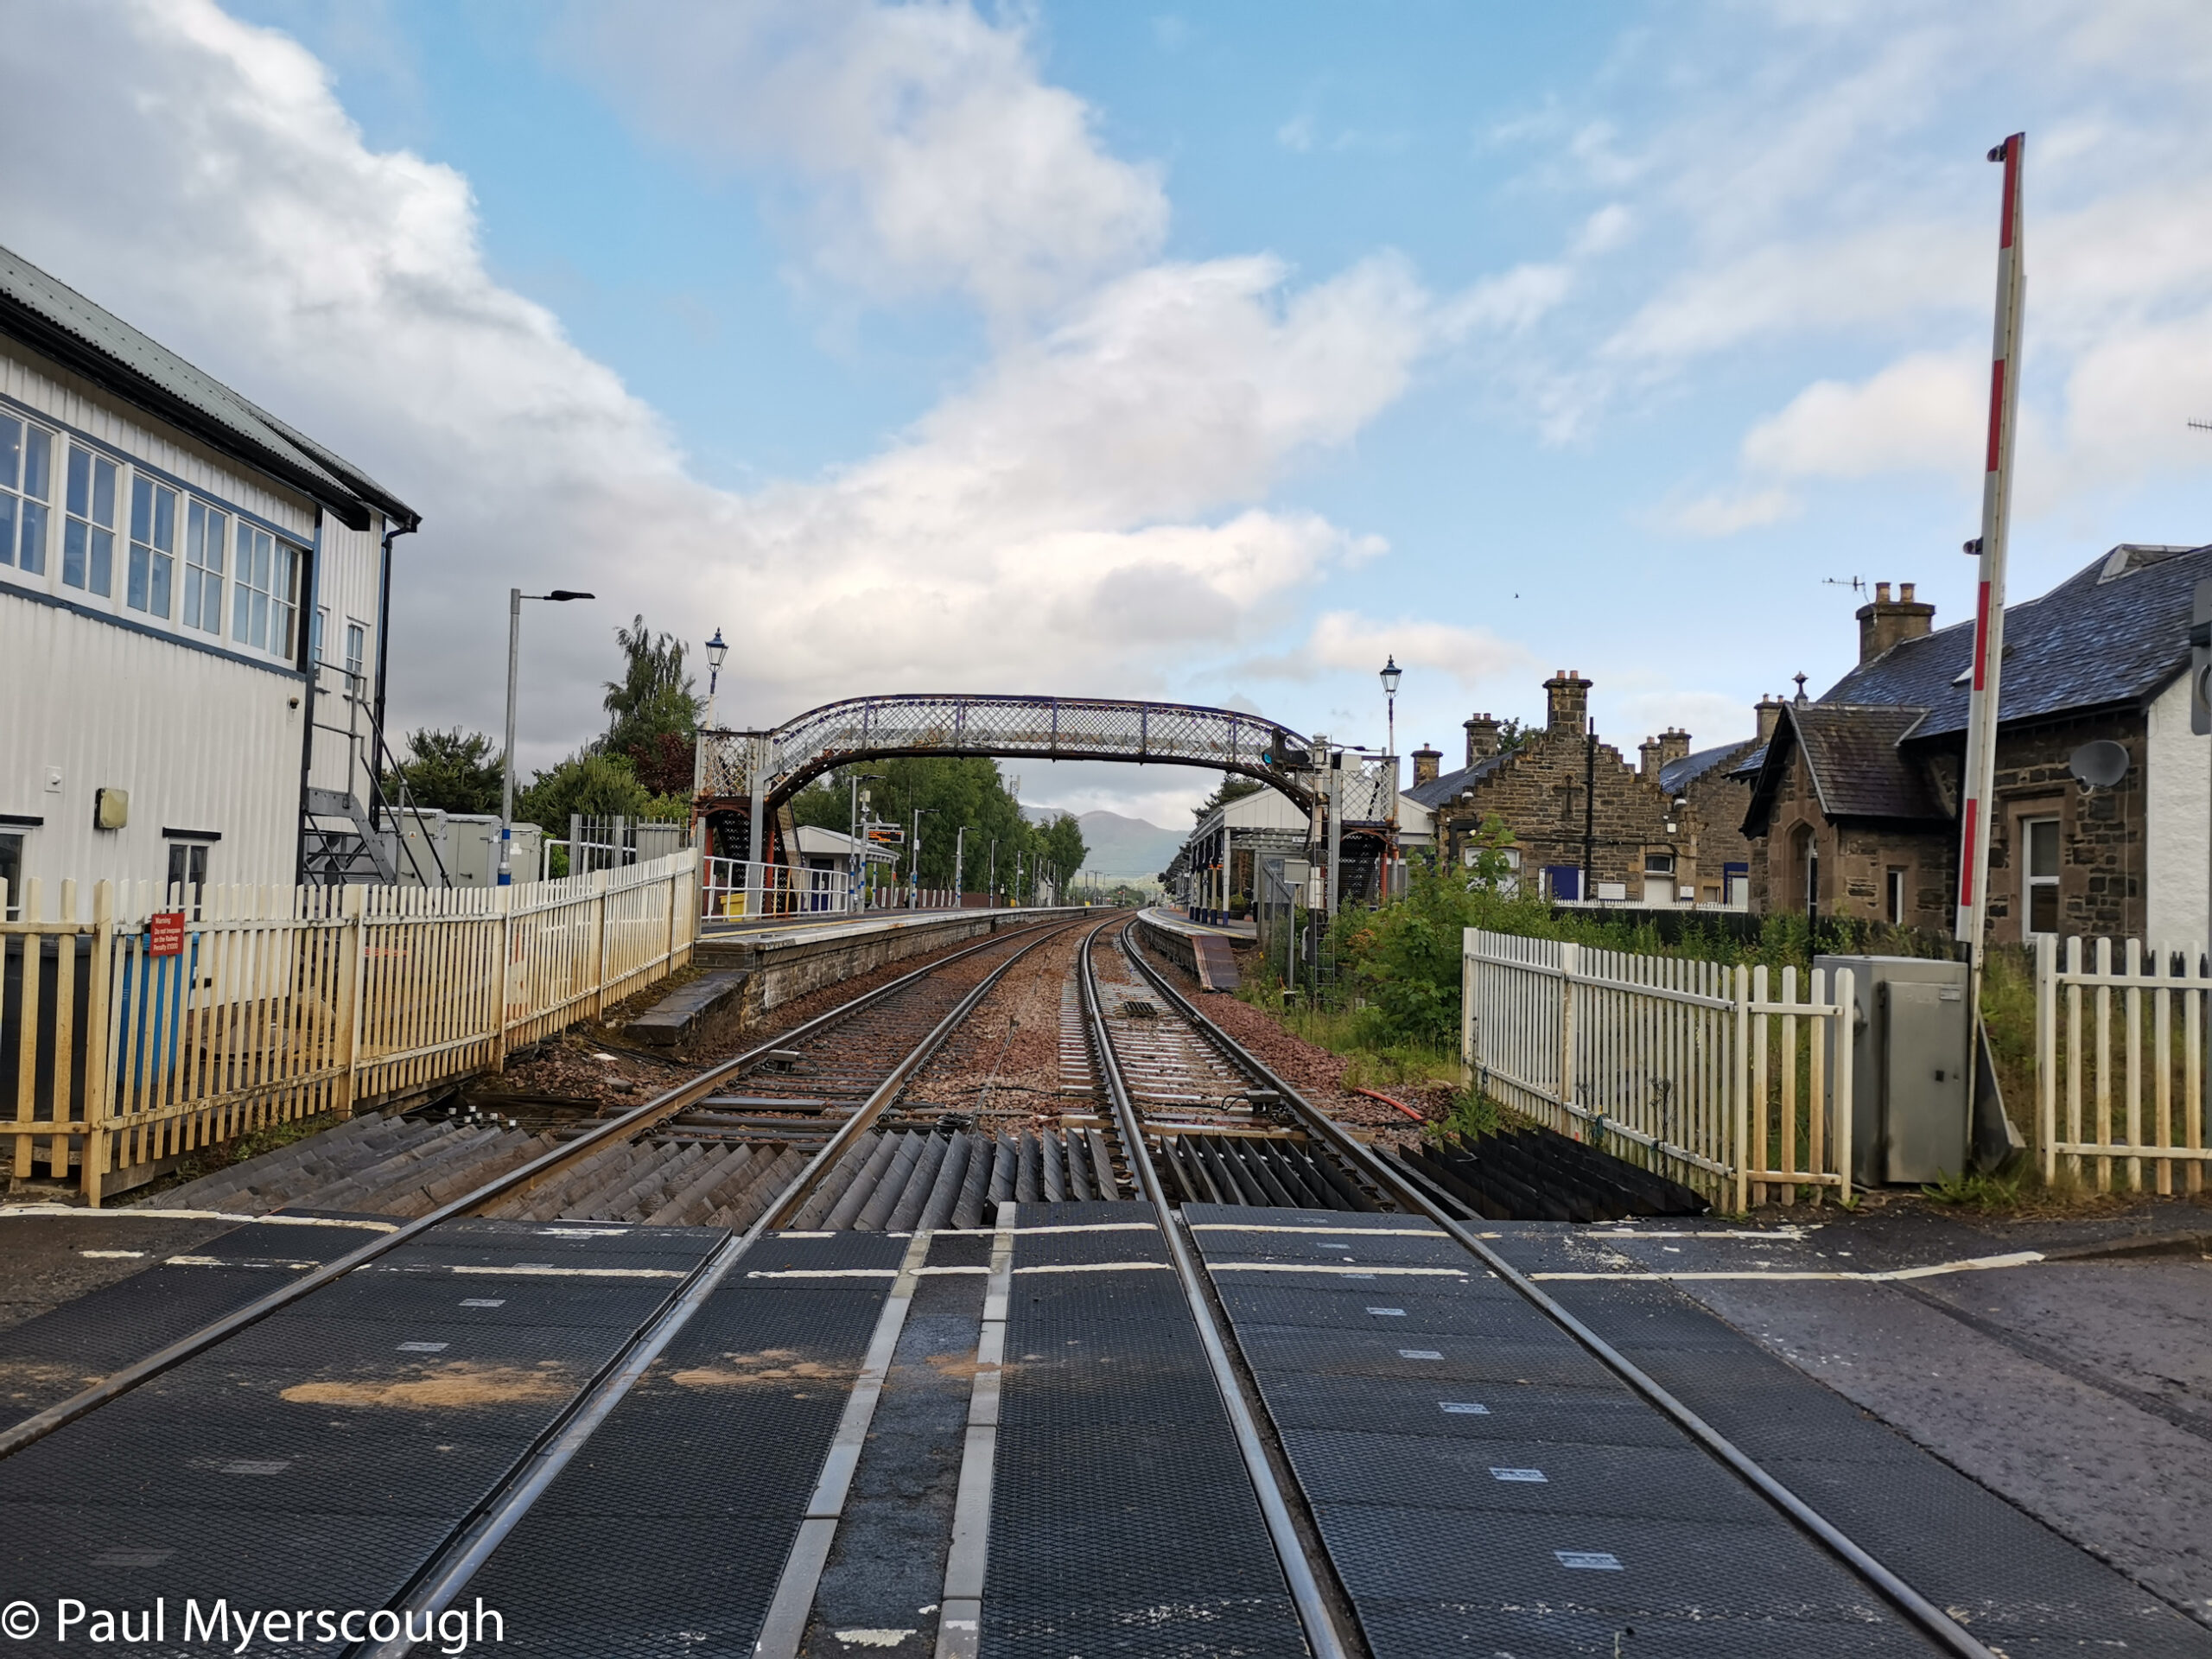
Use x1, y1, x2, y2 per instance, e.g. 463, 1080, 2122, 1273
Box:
696, 693, 1319, 814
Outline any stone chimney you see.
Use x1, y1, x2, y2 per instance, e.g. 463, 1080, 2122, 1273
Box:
1638, 736, 1662, 779
1659, 728, 1691, 771
1755, 694, 1784, 744
1856, 580, 1936, 665
1544, 670, 1592, 734
1412, 745, 1441, 786
1464, 713, 1500, 767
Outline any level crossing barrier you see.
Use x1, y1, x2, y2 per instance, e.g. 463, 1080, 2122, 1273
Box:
1462, 929, 1853, 1209
0, 850, 697, 1205
2035, 934, 2209, 1194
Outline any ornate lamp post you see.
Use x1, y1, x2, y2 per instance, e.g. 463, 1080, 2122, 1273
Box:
702, 627, 728, 728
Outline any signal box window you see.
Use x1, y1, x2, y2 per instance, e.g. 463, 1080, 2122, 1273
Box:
2024, 818, 2061, 936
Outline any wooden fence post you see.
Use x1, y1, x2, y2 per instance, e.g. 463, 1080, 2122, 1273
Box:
589, 868, 610, 1020
1731, 963, 1751, 1214
336, 883, 367, 1120
1557, 942, 1579, 1117
79, 881, 117, 1207
2034, 934, 2056, 1183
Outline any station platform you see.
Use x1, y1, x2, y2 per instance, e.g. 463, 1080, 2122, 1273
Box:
1134, 907, 1248, 993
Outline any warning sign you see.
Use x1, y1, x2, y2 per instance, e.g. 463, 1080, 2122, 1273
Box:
148, 912, 187, 957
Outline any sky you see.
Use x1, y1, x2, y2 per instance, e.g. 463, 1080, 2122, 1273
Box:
3, 1, 2209, 827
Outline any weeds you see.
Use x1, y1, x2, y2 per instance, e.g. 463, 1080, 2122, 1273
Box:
149, 1110, 345, 1197
1422, 1087, 1502, 1147
1921, 1166, 2027, 1209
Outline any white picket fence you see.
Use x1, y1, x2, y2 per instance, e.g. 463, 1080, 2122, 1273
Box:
2035, 936, 2209, 1194
1462, 930, 1853, 1209
2, 849, 697, 1204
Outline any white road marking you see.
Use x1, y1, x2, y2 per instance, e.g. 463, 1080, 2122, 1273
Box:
1529, 1250, 2046, 1284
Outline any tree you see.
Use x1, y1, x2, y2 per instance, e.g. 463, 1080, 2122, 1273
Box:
517, 752, 653, 835
1192, 774, 1264, 820
601, 615, 703, 792
1039, 811, 1087, 891
789, 757, 1046, 899
385, 728, 504, 816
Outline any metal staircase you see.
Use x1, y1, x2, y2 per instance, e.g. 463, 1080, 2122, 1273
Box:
299, 677, 451, 889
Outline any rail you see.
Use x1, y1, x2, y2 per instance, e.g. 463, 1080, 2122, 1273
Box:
0, 915, 1077, 1464
1122, 925, 1996, 1659
1463, 929, 1853, 1209
1, 852, 699, 1203
1077, 919, 1354, 1659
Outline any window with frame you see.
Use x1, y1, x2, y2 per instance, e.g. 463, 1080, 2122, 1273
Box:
62, 443, 118, 595
166, 842, 208, 912
2024, 817, 2061, 935
232, 523, 300, 658
128, 476, 177, 618
0, 414, 53, 574
0, 832, 22, 917
183, 500, 226, 633
1886, 867, 1908, 926
345, 620, 366, 682
312, 607, 327, 665
1643, 850, 1675, 875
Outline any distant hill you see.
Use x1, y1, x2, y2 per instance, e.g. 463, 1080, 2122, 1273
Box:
1024, 806, 1187, 878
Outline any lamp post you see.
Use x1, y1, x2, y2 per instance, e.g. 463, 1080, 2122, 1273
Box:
954, 824, 966, 907
702, 628, 728, 728
1380, 654, 1402, 901
911, 807, 934, 908
849, 772, 882, 912
501, 587, 594, 887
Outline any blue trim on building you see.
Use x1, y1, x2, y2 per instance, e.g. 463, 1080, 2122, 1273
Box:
0, 388, 315, 546
0, 573, 306, 681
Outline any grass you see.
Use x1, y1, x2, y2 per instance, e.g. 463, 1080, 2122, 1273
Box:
1421, 1086, 1503, 1146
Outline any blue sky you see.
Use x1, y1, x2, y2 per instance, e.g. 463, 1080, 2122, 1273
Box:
8, 2, 2210, 823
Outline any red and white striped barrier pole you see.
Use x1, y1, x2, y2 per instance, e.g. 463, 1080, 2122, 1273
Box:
1955, 135, 2027, 971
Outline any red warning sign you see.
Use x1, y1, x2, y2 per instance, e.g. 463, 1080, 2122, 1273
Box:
148, 912, 187, 957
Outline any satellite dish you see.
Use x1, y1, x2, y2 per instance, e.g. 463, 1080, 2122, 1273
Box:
2069, 740, 2130, 788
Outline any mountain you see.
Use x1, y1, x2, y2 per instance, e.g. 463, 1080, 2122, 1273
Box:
1024, 806, 1187, 878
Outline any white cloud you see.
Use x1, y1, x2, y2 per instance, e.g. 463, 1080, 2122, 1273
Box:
0, 0, 1455, 777
1739, 349, 1984, 480
1235, 611, 1530, 690
558, 0, 1169, 323
1659, 487, 1802, 537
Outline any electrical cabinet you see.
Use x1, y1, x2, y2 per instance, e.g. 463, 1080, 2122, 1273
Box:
1816, 955, 1971, 1186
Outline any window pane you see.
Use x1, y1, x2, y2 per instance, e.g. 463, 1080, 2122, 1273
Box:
0, 492, 14, 568
62, 517, 86, 588
21, 427, 48, 499
2030, 882, 2058, 934
91, 456, 116, 526
149, 549, 170, 618
233, 563, 252, 641
251, 588, 268, 649
206, 512, 225, 575
89, 527, 111, 596
0, 416, 18, 490
2028, 819, 2059, 879
19, 501, 45, 574
65, 446, 88, 518
128, 542, 149, 610
153, 486, 174, 551
130, 475, 152, 544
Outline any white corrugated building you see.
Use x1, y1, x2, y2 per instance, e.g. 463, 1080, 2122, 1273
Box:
0, 244, 419, 909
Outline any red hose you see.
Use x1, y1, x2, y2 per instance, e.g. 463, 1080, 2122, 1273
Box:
1351, 1085, 1427, 1123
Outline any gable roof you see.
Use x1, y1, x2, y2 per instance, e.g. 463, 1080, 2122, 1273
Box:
0, 243, 416, 534
1406, 752, 1508, 810
1741, 702, 1948, 835
1821, 543, 2212, 739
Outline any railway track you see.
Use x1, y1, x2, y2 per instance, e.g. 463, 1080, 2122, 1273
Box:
1, 911, 2196, 1656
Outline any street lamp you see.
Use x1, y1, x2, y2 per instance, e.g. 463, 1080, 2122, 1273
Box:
1380, 655, 1402, 901
501, 588, 594, 887
849, 772, 882, 912
702, 628, 728, 728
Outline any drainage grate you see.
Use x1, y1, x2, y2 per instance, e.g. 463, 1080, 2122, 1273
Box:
1117, 998, 1160, 1019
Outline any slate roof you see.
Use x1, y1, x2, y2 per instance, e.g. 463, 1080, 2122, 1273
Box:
0, 242, 416, 532
1741, 702, 1948, 834
1405, 753, 1508, 810
1821, 543, 2212, 739
1659, 740, 1756, 797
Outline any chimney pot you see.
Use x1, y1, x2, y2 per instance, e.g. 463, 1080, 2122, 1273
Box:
1855, 578, 1936, 665
1412, 743, 1442, 786
1463, 712, 1502, 767
1542, 670, 1593, 734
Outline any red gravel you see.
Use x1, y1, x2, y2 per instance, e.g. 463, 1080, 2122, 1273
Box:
910, 926, 1089, 1130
